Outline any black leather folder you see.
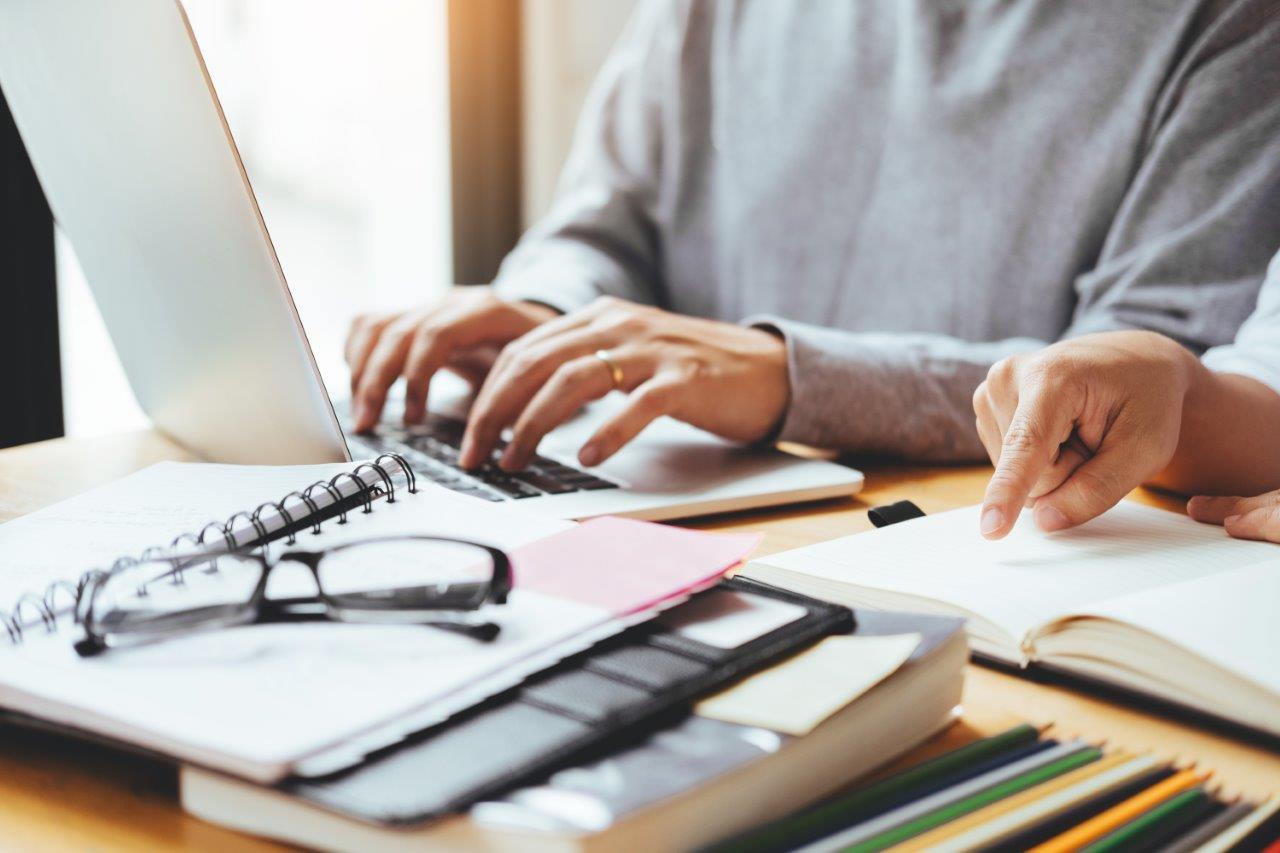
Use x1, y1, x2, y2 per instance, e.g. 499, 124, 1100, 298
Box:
274, 577, 855, 826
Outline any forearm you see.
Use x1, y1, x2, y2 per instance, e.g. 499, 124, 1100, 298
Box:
752, 316, 1044, 460
492, 233, 661, 314
1155, 365, 1280, 496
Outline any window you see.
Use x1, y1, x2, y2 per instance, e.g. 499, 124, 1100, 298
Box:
57, 1, 452, 437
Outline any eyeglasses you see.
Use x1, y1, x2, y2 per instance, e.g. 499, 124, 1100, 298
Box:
74, 535, 512, 656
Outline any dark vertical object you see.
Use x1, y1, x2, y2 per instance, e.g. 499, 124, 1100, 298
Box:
448, 0, 523, 285
0, 88, 62, 448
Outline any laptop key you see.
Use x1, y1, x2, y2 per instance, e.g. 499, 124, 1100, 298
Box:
476, 474, 542, 500
575, 477, 620, 491
451, 486, 506, 502
511, 470, 579, 495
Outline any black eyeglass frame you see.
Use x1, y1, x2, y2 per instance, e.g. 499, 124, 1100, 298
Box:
75, 534, 513, 656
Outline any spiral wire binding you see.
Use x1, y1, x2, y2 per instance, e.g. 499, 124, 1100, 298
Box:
0, 454, 417, 644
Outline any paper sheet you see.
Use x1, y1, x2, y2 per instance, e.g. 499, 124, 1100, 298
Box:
659, 588, 807, 648
511, 517, 760, 615
695, 633, 920, 735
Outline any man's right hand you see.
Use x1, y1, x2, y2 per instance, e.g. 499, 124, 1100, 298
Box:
973, 331, 1198, 539
344, 287, 558, 432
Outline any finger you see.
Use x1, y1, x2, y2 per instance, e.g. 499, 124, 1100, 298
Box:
500, 355, 629, 471
345, 314, 392, 395
578, 377, 682, 466
983, 359, 1021, 442
445, 345, 500, 390
352, 320, 416, 432
401, 324, 455, 425
1032, 432, 1157, 532
1186, 492, 1280, 525
460, 327, 624, 469
979, 390, 1076, 540
972, 385, 1003, 465
1028, 438, 1091, 503
1223, 504, 1280, 543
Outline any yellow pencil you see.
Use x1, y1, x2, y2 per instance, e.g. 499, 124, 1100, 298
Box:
886, 752, 1132, 852
1028, 767, 1209, 853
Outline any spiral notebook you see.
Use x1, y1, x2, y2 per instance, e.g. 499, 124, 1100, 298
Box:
0, 458, 756, 783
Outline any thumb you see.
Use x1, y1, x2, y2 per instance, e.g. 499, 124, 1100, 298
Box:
980, 393, 1075, 540
1032, 436, 1153, 532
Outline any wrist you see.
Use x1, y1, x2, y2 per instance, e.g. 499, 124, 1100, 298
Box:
749, 323, 793, 443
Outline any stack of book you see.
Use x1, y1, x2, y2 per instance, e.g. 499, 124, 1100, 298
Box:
712, 723, 1280, 852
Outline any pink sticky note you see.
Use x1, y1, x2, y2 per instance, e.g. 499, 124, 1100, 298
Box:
511, 517, 761, 616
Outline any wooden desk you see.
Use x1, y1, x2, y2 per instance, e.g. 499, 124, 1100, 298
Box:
0, 431, 1275, 851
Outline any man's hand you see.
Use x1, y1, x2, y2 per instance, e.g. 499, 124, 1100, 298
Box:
1188, 491, 1280, 543
457, 296, 791, 471
973, 331, 1198, 539
344, 287, 558, 432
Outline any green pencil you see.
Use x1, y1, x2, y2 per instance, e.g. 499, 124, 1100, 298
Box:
1080, 787, 1212, 853
842, 746, 1103, 853
710, 724, 1042, 853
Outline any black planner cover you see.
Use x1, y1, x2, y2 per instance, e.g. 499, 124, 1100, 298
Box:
274, 577, 855, 826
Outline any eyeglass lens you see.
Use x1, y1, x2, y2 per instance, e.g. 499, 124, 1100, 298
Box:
86, 539, 497, 642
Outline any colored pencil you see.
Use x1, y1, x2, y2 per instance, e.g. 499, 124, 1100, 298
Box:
1080, 786, 1214, 853
1233, 806, 1280, 853
1164, 795, 1278, 853
986, 765, 1177, 852
1029, 767, 1208, 853
889, 753, 1160, 853
1156, 800, 1254, 853
840, 746, 1103, 852
797, 739, 1093, 853
720, 724, 1045, 853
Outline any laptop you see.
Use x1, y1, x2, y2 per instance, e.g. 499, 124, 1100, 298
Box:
0, 0, 863, 521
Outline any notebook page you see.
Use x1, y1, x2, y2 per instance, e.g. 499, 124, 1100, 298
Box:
752, 502, 1277, 643
0, 506, 753, 782
1071, 560, 1280, 698
0, 461, 373, 607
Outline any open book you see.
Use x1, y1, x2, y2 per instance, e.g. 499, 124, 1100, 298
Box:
743, 502, 1280, 738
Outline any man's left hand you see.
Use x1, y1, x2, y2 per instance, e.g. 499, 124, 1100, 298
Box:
457, 296, 791, 471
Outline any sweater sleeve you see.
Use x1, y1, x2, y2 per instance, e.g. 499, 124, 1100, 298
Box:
753, 4, 1280, 460
1202, 251, 1280, 396
491, 0, 676, 314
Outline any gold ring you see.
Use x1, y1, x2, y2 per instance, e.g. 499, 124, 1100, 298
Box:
594, 349, 624, 389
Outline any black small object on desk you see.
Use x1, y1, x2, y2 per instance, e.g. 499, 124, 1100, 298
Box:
867, 500, 927, 528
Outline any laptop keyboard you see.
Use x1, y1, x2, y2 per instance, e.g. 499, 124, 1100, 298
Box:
346, 414, 620, 502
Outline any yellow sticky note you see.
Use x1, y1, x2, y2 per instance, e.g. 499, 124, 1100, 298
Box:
694, 633, 920, 735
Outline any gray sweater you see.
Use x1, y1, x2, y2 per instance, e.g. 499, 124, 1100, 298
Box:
494, 0, 1280, 460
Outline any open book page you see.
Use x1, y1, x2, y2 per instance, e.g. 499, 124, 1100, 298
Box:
1057, 560, 1280, 702
749, 502, 1276, 652
0, 461, 372, 608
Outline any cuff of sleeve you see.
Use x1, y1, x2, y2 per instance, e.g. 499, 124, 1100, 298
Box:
743, 315, 989, 460
492, 272, 600, 317
1202, 344, 1280, 398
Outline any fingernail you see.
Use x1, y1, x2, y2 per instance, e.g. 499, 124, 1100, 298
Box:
1035, 504, 1070, 532
499, 448, 520, 471
579, 444, 601, 467
1224, 514, 1241, 527
980, 507, 1004, 537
